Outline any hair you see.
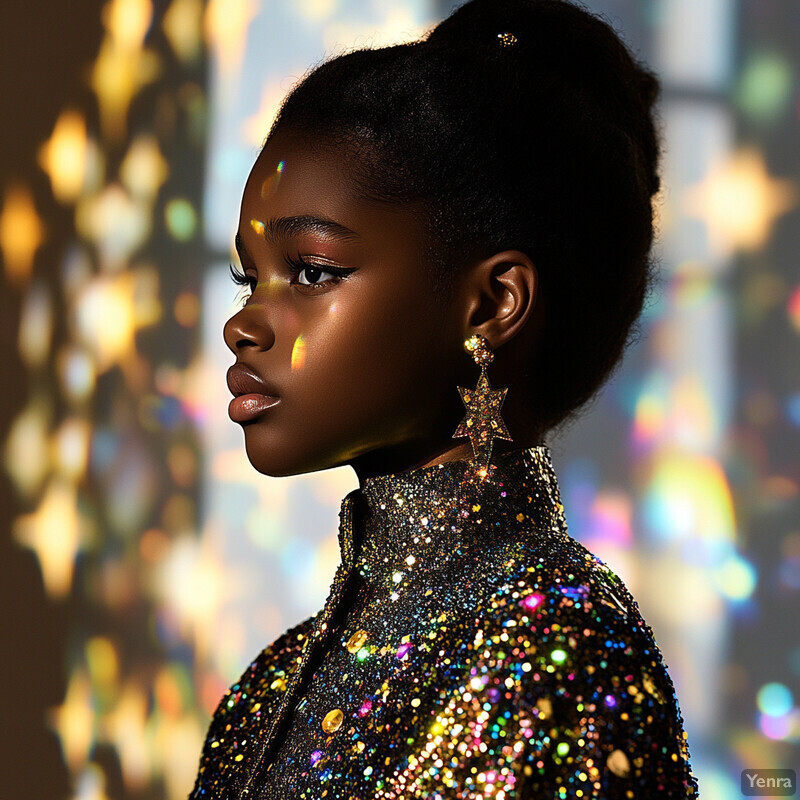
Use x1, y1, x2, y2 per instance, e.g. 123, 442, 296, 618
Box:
269, 0, 662, 438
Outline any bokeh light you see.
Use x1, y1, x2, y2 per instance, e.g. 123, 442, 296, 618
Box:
0, 185, 45, 284
38, 111, 92, 204
165, 198, 198, 241
684, 146, 796, 255
735, 51, 794, 123
757, 682, 794, 717
788, 285, 800, 333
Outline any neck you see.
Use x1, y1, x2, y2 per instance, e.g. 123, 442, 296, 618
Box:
349, 437, 545, 486
347, 444, 568, 582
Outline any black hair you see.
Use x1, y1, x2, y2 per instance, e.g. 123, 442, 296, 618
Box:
270, 0, 662, 438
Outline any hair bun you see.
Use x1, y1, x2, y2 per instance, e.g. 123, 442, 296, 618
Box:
428, 0, 662, 200
426, 0, 548, 51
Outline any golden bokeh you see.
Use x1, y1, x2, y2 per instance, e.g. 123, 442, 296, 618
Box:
0, 185, 44, 284
38, 111, 90, 204
49, 669, 94, 774
92, 0, 160, 140
685, 146, 796, 255
204, 0, 257, 78
120, 135, 169, 199
73, 271, 162, 372
14, 478, 85, 598
163, 0, 204, 63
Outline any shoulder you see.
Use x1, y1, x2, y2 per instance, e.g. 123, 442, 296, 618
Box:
191, 616, 315, 797
484, 536, 678, 717
488, 531, 643, 630
230, 616, 315, 697
473, 534, 699, 796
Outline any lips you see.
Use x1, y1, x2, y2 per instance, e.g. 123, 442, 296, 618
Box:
226, 363, 280, 423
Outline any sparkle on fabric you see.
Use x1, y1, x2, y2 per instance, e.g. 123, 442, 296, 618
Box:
192, 445, 699, 799
321, 708, 343, 734
345, 630, 368, 654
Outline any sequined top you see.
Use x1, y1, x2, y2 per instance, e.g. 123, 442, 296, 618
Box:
191, 446, 699, 799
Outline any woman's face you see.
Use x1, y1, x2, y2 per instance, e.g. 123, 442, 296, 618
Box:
224, 131, 470, 478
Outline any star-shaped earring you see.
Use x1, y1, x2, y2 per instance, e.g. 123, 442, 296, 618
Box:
452, 335, 513, 473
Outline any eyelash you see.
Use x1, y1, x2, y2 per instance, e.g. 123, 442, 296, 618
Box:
229, 256, 354, 299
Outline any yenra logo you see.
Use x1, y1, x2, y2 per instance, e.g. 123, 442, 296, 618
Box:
741, 769, 796, 797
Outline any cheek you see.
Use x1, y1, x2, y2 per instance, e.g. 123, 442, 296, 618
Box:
298, 285, 449, 410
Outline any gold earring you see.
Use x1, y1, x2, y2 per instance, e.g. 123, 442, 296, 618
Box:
452, 334, 513, 473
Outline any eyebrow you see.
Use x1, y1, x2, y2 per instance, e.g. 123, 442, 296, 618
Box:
236, 215, 361, 259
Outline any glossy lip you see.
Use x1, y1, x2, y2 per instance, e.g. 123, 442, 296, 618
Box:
226, 363, 280, 423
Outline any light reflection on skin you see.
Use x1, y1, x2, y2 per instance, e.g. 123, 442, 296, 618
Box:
290, 335, 306, 371
255, 275, 285, 296
261, 160, 285, 200
247, 218, 295, 299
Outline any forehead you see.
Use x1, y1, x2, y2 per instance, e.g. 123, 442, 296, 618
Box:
241, 133, 384, 227
237, 130, 430, 267
242, 134, 354, 213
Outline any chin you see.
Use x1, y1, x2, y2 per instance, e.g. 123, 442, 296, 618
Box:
243, 441, 307, 478
240, 427, 342, 478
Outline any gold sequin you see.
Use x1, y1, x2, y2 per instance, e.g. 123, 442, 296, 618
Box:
322, 708, 344, 734
346, 630, 369, 654
536, 697, 552, 718
607, 749, 631, 777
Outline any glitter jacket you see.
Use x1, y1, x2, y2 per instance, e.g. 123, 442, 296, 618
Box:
192, 445, 699, 799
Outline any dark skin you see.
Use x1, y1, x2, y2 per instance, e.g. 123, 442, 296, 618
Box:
224, 129, 544, 483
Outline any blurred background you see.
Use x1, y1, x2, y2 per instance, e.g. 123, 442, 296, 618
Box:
1, 0, 798, 798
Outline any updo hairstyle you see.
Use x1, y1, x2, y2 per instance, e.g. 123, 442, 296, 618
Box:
269, 0, 662, 437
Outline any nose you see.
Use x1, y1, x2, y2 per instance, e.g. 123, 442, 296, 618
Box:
224, 304, 275, 355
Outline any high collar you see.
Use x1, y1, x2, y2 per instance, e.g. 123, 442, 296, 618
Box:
338, 446, 568, 582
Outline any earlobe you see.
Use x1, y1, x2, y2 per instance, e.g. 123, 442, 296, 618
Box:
464, 250, 538, 349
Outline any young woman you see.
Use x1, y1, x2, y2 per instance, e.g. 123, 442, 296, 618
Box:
192, 0, 700, 797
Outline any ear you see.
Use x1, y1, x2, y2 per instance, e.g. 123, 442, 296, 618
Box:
461, 250, 538, 349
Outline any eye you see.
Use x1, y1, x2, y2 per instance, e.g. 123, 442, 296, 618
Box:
295, 264, 338, 286
286, 256, 356, 289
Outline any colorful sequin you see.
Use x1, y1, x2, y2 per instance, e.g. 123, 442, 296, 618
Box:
192, 446, 699, 798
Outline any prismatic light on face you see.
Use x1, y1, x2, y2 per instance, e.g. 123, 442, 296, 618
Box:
290, 335, 307, 371
261, 159, 285, 200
